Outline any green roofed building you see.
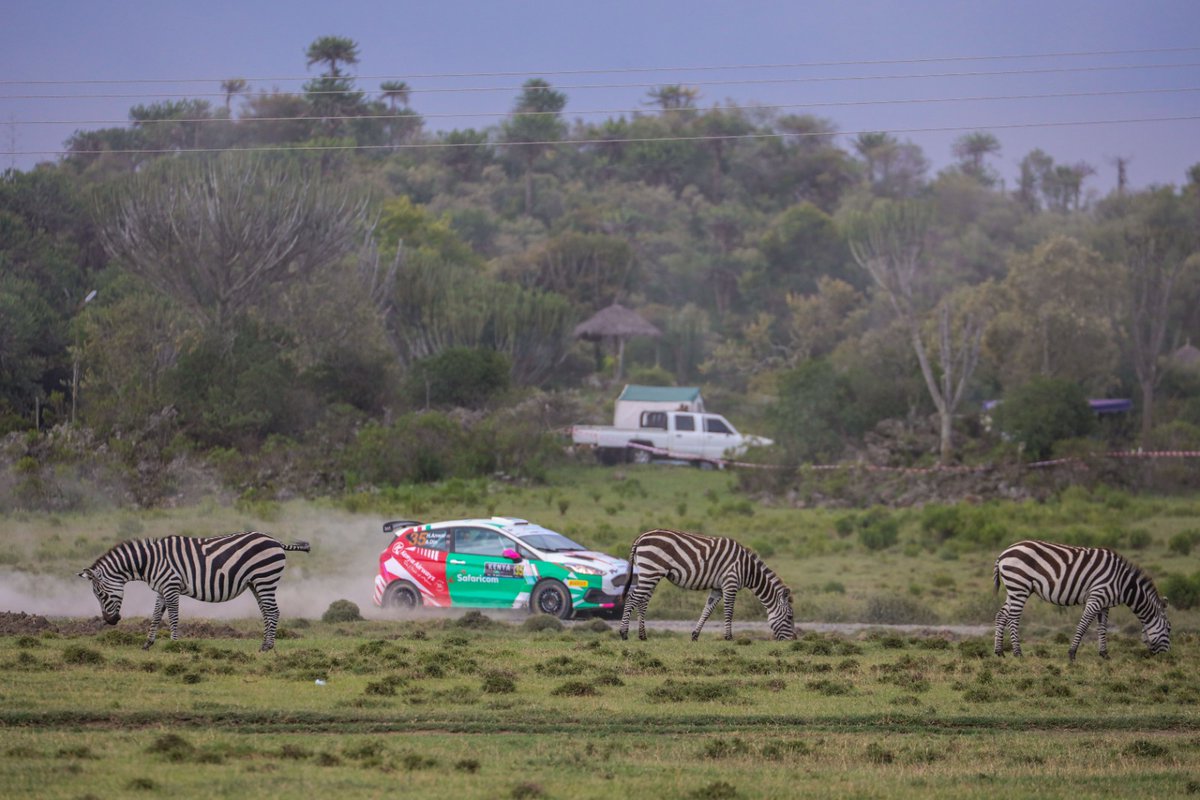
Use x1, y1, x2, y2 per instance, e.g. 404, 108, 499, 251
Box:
613, 385, 705, 427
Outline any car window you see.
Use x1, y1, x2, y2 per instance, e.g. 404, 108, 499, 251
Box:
675, 414, 695, 431
705, 417, 732, 434
405, 528, 450, 552
452, 527, 513, 557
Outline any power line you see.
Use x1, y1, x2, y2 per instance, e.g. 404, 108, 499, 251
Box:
2, 45, 1198, 86
9, 114, 1199, 158
5, 61, 1200, 101
11, 86, 1200, 128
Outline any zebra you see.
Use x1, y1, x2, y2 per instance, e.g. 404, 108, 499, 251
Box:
993, 539, 1170, 661
619, 528, 795, 642
77, 531, 310, 652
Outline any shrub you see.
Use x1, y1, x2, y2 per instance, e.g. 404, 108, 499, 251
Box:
1162, 573, 1200, 610
550, 680, 598, 697
61, 645, 105, 665
1128, 529, 1153, 550
405, 347, 511, 410
481, 670, 517, 694
321, 599, 363, 623
992, 377, 1095, 461
1169, 530, 1200, 557
522, 614, 565, 633
856, 509, 899, 552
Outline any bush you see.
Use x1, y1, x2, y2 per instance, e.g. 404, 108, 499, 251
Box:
993, 377, 1095, 461
522, 614, 564, 633
856, 509, 899, 552
1168, 530, 1200, 557
321, 599, 363, 623
406, 347, 511, 410
1162, 573, 1200, 610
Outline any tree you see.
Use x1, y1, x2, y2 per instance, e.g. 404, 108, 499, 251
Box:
98, 153, 370, 331
1107, 188, 1200, 445
645, 85, 699, 111
849, 201, 993, 463
303, 36, 365, 134
500, 79, 567, 216
853, 132, 928, 197
305, 36, 360, 76
986, 236, 1122, 392
220, 78, 248, 114
379, 80, 411, 110
951, 131, 1001, 185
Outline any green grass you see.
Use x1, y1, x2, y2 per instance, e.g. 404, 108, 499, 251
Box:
6, 468, 1200, 797
2, 623, 1200, 798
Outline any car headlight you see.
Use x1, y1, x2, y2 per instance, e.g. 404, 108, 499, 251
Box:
563, 562, 604, 576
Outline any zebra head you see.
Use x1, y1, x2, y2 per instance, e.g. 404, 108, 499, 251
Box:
767, 587, 796, 641
77, 567, 123, 625
1140, 595, 1171, 655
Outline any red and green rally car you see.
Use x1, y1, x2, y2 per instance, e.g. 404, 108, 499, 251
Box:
373, 517, 632, 619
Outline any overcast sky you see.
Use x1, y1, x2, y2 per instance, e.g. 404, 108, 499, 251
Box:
3, 1, 1198, 195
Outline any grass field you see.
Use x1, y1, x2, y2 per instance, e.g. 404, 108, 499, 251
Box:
3, 465, 1200, 798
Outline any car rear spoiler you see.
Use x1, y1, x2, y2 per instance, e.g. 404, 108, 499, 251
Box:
382, 519, 423, 534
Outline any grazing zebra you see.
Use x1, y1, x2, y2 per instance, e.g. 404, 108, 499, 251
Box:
993, 539, 1170, 661
619, 529, 795, 641
77, 531, 310, 652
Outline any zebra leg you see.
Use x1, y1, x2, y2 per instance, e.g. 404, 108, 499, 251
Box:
692, 589, 721, 641
1005, 595, 1027, 657
993, 606, 1008, 656
143, 594, 167, 650
1068, 600, 1103, 662
1097, 607, 1110, 659
721, 581, 739, 641
620, 576, 660, 641
165, 591, 181, 641
251, 586, 280, 653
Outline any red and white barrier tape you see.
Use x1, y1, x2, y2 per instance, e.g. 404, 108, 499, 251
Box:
622, 442, 1200, 474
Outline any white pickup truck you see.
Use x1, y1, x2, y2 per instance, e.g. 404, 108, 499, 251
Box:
571, 410, 773, 468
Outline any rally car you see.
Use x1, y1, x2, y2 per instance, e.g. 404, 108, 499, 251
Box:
373, 517, 632, 619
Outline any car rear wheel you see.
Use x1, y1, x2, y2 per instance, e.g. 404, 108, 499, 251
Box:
531, 580, 573, 619
383, 580, 422, 610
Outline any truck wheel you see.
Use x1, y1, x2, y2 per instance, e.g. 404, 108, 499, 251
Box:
531, 580, 573, 619
628, 446, 653, 465
596, 448, 623, 466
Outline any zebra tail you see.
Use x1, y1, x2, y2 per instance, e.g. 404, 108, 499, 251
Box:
283, 541, 311, 552
992, 560, 1000, 594
621, 542, 639, 608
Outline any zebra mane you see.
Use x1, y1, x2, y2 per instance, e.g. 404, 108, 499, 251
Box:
1104, 548, 1164, 605
743, 546, 792, 599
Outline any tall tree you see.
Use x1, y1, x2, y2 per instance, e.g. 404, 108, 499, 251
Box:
645, 85, 699, 112
849, 201, 992, 463
220, 78, 248, 114
305, 36, 360, 76
98, 154, 370, 331
501, 78, 567, 216
1107, 188, 1200, 445
379, 80, 411, 110
951, 131, 1001, 185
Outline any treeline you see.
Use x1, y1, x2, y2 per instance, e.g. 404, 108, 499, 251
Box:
2, 35, 1200, 507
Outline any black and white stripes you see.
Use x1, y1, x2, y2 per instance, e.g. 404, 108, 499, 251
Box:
619, 529, 795, 641
78, 531, 309, 652
993, 539, 1170, 661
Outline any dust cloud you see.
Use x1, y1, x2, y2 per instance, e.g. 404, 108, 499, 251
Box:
0, 508, 406, 622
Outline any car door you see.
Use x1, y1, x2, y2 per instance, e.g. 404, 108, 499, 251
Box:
671, 413, 703, 458
703, 415, 737, 460
447, 527, 527, 607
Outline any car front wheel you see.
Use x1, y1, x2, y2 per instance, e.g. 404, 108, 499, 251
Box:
383, 580, 422, 610
531, 580, 573, 619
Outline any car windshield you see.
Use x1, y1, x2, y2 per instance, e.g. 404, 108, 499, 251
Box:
513, 527, 587, 552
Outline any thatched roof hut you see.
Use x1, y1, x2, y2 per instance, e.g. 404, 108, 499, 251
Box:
573, 303, 661, 379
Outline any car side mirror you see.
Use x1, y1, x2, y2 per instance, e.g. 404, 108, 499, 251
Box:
502, 548, 523, 562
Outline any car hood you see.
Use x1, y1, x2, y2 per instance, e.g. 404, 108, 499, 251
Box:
539, 550, 629, 574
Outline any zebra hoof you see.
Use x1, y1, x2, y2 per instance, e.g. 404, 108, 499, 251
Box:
1099, 651, 1109, 660
994, 650, 1004, 657
690, 633, 699, 642
141, 640, 154, 651
638, 633, 647, 641
619, 631, 628, 641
